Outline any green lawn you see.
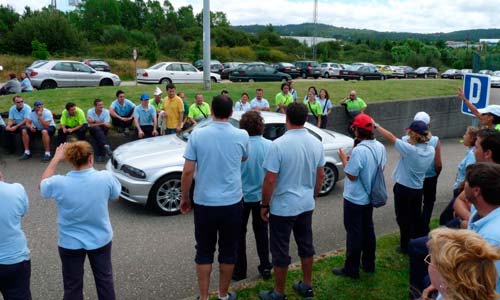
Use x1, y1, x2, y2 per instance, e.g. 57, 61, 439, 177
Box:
0, 79, 459, 114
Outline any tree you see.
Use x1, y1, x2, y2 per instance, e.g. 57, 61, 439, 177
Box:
391, 45, 416, 63
31, 40, 49, 59
0, 5, 19, 38
77, 0, 120, 40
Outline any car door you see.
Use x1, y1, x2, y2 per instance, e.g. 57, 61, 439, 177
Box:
165, 63, 184, 83
181, 63, 202, 83
71, 62, 97, 86
264, 66, 278, 81
50, 62, 76, 87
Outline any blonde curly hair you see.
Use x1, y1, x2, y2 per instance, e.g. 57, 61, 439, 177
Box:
427, 227, 500, 300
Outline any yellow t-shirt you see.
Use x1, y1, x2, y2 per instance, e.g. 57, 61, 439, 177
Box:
162, 95, 184, 129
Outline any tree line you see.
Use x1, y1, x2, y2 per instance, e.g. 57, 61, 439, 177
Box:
1, 1, 499, 69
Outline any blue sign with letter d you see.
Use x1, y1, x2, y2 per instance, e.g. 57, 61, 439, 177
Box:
462, 74, 491, 116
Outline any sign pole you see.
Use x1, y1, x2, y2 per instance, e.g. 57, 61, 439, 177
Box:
133, 48, 138, 86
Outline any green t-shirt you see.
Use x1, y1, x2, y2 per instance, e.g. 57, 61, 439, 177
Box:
275, 92, 293, 106
149, 99, 163, 111
305, 100, 323, 117
188, 102, 211, 120
345, 97, 367, 112
60, 107, 87, 128
183, 101, 190, 118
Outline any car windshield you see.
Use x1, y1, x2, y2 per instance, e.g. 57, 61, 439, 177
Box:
178, 117, 242, 141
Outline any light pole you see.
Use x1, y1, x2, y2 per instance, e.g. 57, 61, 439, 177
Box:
203, 0, 211, 90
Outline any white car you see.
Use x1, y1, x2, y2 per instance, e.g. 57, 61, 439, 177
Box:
107, 111, 354, 216
321, 62, 343, 78
491, 71, 500, 88
137, 62, 221, 85
25, 60, 121, 89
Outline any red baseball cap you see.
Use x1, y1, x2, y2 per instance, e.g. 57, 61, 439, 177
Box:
352, 113, 374, 131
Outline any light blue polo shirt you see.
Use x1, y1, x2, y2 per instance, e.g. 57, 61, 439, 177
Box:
184, 121, 249, 206
8, 104, 31, 125
87, 108, 111, 123
29, 108, 56, 130
291, 89, 298, 102
318, 98, 333, 115
241, 136, 272, 202
20, 78, 33, 91
392, 139, 435, 189
234, 101, 252, 112
133, 104, 156, 126
468, 206, 500, 294
40, 168, 121, 250
343, 140, 386, 206
453, 147, 475, 190
0, 182, 30, 265
110, 99, 135, 117
250, 98, 270, 110
263, 128, 326, 216
403, 135, 439, 178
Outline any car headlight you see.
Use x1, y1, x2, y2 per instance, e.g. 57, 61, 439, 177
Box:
121, 164, 146, 179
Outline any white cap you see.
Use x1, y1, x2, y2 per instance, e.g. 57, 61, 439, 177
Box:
153, 86, 163, 96
414, 111, 430, 125
478, 105, 500, 117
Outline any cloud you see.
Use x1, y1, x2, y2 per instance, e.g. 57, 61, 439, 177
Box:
3, 0, 499, 34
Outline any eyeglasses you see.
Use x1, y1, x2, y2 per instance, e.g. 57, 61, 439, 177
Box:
424, 254, 432, 266
15, 101, 23, 104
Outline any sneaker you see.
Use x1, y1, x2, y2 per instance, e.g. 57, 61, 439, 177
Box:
332, 268, 360, 279
124, 128, 130, 136
218, 291, 237, 300
104, 145, 113, 157
258, 290, 287, 300
42, 154, 51, 162
259, 268, 272, 280
19, 153, 31, 160
292, 281, 314, 297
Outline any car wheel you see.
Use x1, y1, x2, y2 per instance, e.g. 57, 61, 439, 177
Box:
324, 73, 330, 78
424, 74, 428, 79
302, 73, 307, 79
319, 163, 338, 196
313, 75, 319, 79
248, 78, 255, 83
210, 77, 217, 83
160, 78, 172, 85
40, 80, 57, 90
343, 78, 349, 81
359, 75, 364, 81
99, 78, 113, 86
148, 173, 183, 216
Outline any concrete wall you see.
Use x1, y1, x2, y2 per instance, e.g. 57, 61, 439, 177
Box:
326, 96, 473, 139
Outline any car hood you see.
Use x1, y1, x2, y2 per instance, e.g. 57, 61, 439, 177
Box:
323, 130, 354, 148
113, 135, 186, 169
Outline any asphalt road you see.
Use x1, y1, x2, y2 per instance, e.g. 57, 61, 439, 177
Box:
0, 137, 468, 300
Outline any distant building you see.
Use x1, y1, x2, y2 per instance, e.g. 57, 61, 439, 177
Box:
446, 41, 481, 49
480, 39, 500, 46
281, 36, 337, 46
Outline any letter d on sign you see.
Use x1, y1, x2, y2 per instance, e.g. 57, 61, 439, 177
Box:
469, 78, 482, 104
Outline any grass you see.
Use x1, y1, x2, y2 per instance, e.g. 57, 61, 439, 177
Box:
0, 79, 459, 114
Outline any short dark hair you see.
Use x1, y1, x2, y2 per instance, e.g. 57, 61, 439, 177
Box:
492, 114, 500, 125
356, 128, 375, 140
166, 83, 176, 90
286, 102, 308, 126
212, 95, 233, 119
65, 102, 76, 110
280, 82, 290, 91
241, 92, 249, 98
8, 73, 16, 79
93, 98, 103, 106
256, 88, 263, 92
12, 95, 22, 103
240, 111, 265, 136
221, 89, 229, 95
466, 163, 500, 206
116, 90, 125, 97
477, 129, 500, 163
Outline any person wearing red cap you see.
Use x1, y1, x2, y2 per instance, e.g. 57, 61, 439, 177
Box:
373, 119, 435, 254
333, 113, 386, 279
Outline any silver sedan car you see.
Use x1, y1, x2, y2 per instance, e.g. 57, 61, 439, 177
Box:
107, 112, 354, 215
26, 60, 121, 89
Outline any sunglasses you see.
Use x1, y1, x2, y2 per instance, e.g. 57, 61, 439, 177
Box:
15, 100, 24, 104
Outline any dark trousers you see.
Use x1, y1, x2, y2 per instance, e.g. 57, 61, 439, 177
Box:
111, 112, 133, 130
234, 201, 272, 278
0, 125, 5, 150
135, 125, 154, 139
3, 126, 26, 153
393, 183, 425, 252
408, 236, 430, 299
0, 260, 32, 300
89, 126, 109, 156
57, 124, 88, 146
343, 199, 376, 275
320, 115, 328, 129
58, 242, 115, 300
439, 188, 460, 226
422, 176, 438, 234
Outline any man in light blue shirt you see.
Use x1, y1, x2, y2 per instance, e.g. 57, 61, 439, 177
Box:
0, 171, 31, 299
180, 95, 249, 300
259, 103, 325, 300
4, 95, 31, 155
24, 100, 56, 161
88, 99, 112, 162
109, 90, 135, 135
334, 113, 386, 279
250, 89, 270, 111
234, 92, 252, 112
133, 93, 158, 139
233, 111, 273, 281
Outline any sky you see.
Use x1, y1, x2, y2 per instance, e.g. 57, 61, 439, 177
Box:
3, 0, 500, 34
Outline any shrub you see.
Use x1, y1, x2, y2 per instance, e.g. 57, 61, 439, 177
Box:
31, 40, 49, 60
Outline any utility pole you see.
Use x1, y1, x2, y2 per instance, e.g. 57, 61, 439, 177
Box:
312, 0, 318, 59
203, 0, 211, 90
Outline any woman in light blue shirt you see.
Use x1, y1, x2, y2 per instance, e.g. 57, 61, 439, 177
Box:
374, 119, 435, 254
40, 141, 121, 300
0, 171, 31, 300
20, 72, 33, 92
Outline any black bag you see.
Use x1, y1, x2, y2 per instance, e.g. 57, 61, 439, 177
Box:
359, 144, 387, 208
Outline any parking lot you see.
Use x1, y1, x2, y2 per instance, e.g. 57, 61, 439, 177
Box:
0, 138, 467, 300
